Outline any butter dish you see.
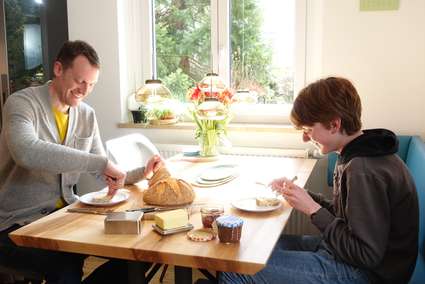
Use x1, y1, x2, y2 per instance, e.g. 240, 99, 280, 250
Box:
152, 224, 193, 235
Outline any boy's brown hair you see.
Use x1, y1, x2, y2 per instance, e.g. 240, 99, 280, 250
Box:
290, 77, 362, 135
55, 40, 100, 71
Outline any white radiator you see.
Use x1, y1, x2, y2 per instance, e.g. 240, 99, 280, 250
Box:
156, 144, 309, 159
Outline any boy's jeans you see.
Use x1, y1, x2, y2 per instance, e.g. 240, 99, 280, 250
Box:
219, 235, 370, 284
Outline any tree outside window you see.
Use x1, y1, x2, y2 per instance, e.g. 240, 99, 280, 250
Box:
155, 0, 295, 106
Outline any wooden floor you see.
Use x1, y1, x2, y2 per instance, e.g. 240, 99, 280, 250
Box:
84, 256, 207, 284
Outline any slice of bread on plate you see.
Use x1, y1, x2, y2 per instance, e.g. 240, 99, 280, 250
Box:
255, 197, 280, 207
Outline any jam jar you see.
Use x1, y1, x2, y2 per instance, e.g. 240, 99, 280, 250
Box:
200, 205, 224, 228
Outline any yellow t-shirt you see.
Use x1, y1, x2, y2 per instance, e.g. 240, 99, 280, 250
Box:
52, 107, 69, 208
52, 107, 69, 144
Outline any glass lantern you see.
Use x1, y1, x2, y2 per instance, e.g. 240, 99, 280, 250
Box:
135, 79, 181, 124
198, 73, 226, 98
135, 79, 172, 104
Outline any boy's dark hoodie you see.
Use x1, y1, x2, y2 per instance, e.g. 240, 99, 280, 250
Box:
310, 129, 418, 283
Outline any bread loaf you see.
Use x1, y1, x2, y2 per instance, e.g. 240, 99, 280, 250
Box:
143, 167, 195, 206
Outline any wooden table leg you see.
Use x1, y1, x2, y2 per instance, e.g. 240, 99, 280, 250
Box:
199, 269, 218, 283
174, 266, 192, 284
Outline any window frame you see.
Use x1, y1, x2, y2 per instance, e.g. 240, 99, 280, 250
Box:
141, 0, 306, 124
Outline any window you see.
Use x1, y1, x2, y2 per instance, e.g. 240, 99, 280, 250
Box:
155, 0, 211, 102
142, 0, 305, 123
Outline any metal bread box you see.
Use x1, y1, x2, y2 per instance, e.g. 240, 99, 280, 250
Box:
104, 211, 143, 234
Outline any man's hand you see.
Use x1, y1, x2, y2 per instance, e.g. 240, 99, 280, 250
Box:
144, 155, 164, 179
270, 177, 321, 216
103, 160, 126, 196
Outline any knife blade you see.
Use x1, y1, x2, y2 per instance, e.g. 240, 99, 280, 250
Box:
125, 205, 188, 213
126, 202, 208, 214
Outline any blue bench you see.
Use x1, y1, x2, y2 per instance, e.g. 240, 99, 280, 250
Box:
406, 137, 425, 283
327, 136, 425, 283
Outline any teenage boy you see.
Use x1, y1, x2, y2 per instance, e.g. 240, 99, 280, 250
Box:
219, 77, 418, 284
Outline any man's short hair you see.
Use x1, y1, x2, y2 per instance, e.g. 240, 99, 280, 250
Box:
55, 40, 100, 70
290, 77, 362, 135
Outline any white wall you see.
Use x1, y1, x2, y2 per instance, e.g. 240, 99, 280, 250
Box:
320, 0, 425, 137
67, 0, 425, 147
67, 0, 122, 142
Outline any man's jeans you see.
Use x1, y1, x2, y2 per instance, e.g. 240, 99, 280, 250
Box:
219, 235, 370, 284
0, 224, 129, 284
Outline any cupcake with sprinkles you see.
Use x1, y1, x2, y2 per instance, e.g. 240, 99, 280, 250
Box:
215, 215, 243, 243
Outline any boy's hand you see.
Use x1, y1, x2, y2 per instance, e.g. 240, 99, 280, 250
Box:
270, 177, 321, 216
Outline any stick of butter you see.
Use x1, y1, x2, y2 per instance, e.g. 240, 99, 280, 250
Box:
154, 209, 188, 230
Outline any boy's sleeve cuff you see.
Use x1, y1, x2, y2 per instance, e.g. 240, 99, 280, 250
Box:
311, 207, 335, 232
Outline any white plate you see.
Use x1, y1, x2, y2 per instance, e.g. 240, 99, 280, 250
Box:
192, 174, 238, 188
79, 189, 130, 206
231, 198, 282, 212
196, 174, 236, 185
199, 164, 238, 181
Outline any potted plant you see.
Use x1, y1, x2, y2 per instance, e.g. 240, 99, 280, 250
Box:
131, 105, 148, 123
127, 92, 148, 123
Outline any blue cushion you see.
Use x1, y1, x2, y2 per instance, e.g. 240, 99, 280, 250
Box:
407, 137, 425, 283
398, 135, 413, 161
327, 153, 338, 187
327, 135, 413, 186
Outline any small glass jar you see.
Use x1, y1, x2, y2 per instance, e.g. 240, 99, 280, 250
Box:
200, 205, 224, 228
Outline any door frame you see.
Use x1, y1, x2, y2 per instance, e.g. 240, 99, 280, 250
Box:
0, 0, 9, 130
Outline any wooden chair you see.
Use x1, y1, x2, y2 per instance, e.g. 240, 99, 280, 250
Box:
105, 133, 159, 172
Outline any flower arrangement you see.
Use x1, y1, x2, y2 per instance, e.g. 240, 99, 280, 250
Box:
187, 74, 233, 156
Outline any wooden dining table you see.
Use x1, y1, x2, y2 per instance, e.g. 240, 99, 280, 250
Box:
9, 154, 316, 284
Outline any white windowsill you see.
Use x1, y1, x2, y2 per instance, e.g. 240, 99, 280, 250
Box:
118, 122, 300, 133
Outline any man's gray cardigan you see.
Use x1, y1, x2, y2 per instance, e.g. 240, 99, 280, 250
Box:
0, 83, 109, 231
